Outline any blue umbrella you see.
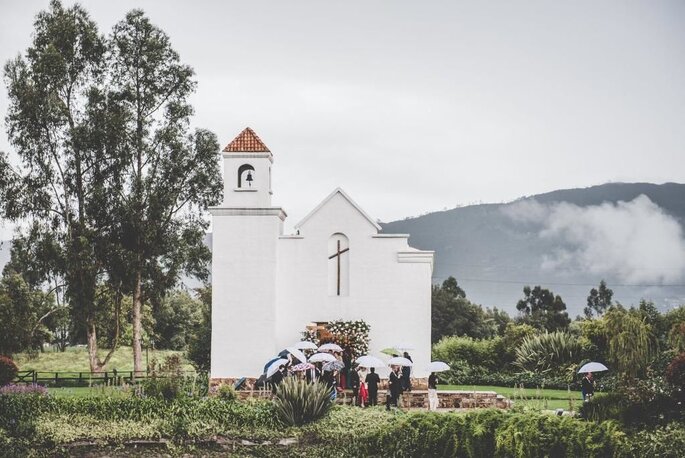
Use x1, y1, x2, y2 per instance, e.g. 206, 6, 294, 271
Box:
578, 362, 608, 373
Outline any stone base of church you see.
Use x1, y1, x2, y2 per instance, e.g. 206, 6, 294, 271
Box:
209, 378, 511, 409
210, 377, 431, 391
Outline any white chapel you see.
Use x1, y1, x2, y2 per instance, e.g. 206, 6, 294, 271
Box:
209, 128, 434, 380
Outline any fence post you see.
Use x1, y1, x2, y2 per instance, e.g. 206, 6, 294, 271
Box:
104, 371, 108, 385
55, 372, 58, 385
32, 371, 37, 384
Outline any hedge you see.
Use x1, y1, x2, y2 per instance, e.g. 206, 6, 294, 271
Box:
1, 394, 683, 457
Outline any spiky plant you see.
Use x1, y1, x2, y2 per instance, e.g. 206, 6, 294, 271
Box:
514, 331, 582, 374
273, 378, 333, 426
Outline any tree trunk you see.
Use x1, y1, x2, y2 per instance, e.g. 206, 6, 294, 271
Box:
132, 269, 143, 376
87, 316, 100, 372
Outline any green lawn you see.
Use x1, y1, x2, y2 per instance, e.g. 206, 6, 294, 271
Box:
14, 346, 194, 372
439, 384, 582, 411
47, 386, 132, 398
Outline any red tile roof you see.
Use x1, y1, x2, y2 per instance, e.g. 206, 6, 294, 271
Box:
223, 127, 271, 152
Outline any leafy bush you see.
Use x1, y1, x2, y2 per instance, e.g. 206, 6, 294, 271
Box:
622, 422, 685, 457
140, 354, 197, 400
432, 336, 502, 371
0, 356, 19, 386
439, 369, 582, 390
495, 412, 622, 457
579, 386, 682, 427
273, 378, 332, 426
514, 331, 582, 375
665, 352, 685, 395
217, 383, 237, 401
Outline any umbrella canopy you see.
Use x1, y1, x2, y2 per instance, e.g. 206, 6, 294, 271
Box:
285, 347, 308, 364
355, 355, 386, 368
387, 356, 413, 367
426, 361, 450, 372
309, 352, 338, 363
393, 345, 415, 352
291, 362, 315, 372
293, 341, 318, 351
263, 357, 282, 373
266, 358, 289, 378
381, 347, 400, 357
578, 362, 609, 374
318, 343, 343, 352
323, 360, 345, 372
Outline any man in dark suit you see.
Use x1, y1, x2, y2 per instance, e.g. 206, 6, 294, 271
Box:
365, 367, 380, 406
386, 365, 402, 410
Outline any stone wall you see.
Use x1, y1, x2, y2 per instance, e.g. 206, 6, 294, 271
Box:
210, 378, 510, 410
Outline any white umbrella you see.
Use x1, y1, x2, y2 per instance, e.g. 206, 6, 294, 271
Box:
318, 343, 343, 352
285, 347, 308, 364
426, 361, 450, 372
578, 362, 609, 374
355, 355, 386, 368
266, 358, 288, 378
293, 341, 318, 351
309, 352, 337, 363
387, 356, 413, 367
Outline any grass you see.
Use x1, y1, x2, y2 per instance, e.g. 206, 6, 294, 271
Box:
13, 346, 194, 372
48, 386, 133, 398
439, 384, 581, 411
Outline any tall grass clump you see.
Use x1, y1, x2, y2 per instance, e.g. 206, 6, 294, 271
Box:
273, 378, 333, 426
514, 331, 581, 374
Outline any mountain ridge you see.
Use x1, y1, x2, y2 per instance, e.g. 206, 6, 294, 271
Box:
382, 182, 685, 315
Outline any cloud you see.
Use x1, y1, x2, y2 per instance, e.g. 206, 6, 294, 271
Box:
503, 195, 685, 284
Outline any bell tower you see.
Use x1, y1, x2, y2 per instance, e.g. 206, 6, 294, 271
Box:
221, 127, 273, 207
210, 127, 286, 379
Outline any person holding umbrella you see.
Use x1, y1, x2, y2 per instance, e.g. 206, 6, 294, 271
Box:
578, 362, 607, 401
581, 372, 595, 401
365, 367, 380, 406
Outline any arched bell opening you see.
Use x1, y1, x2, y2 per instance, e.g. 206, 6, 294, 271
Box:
238, 164, 255, 188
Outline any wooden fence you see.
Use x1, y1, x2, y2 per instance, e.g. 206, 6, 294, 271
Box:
12, 370, 202, 387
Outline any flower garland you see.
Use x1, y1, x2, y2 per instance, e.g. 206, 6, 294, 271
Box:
301, 319, 371, 359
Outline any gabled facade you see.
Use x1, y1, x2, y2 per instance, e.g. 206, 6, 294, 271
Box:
210, 128, 434, 379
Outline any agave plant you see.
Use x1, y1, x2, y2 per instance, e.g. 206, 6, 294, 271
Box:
514, 331, 582, 374
273, 378, 333, 426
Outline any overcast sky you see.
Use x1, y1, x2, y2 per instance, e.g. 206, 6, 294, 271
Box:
1, 0, 684, 239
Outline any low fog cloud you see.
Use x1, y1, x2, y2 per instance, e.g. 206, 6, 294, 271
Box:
503, 195, 685, 284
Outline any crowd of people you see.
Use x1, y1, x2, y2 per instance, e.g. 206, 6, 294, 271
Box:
257, 347, 437, 410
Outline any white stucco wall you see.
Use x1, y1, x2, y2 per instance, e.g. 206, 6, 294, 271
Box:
222, 152, 273, 207
211, 163, 433, 379
275, 191, 433, 378
210, 208, 285, 378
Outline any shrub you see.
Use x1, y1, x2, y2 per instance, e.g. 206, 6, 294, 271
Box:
217, 383, 237, 401
495, 412, 623, 457
0, 356, 19, 386
514, 331, 582, 375
438, 369, 583, 390
0, 384, 48, 395
665, 352, 685, 394
623, 422, 685, 457
579, 385, 682, 427
432, 336, 501, 371
273, 378, 332, 426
